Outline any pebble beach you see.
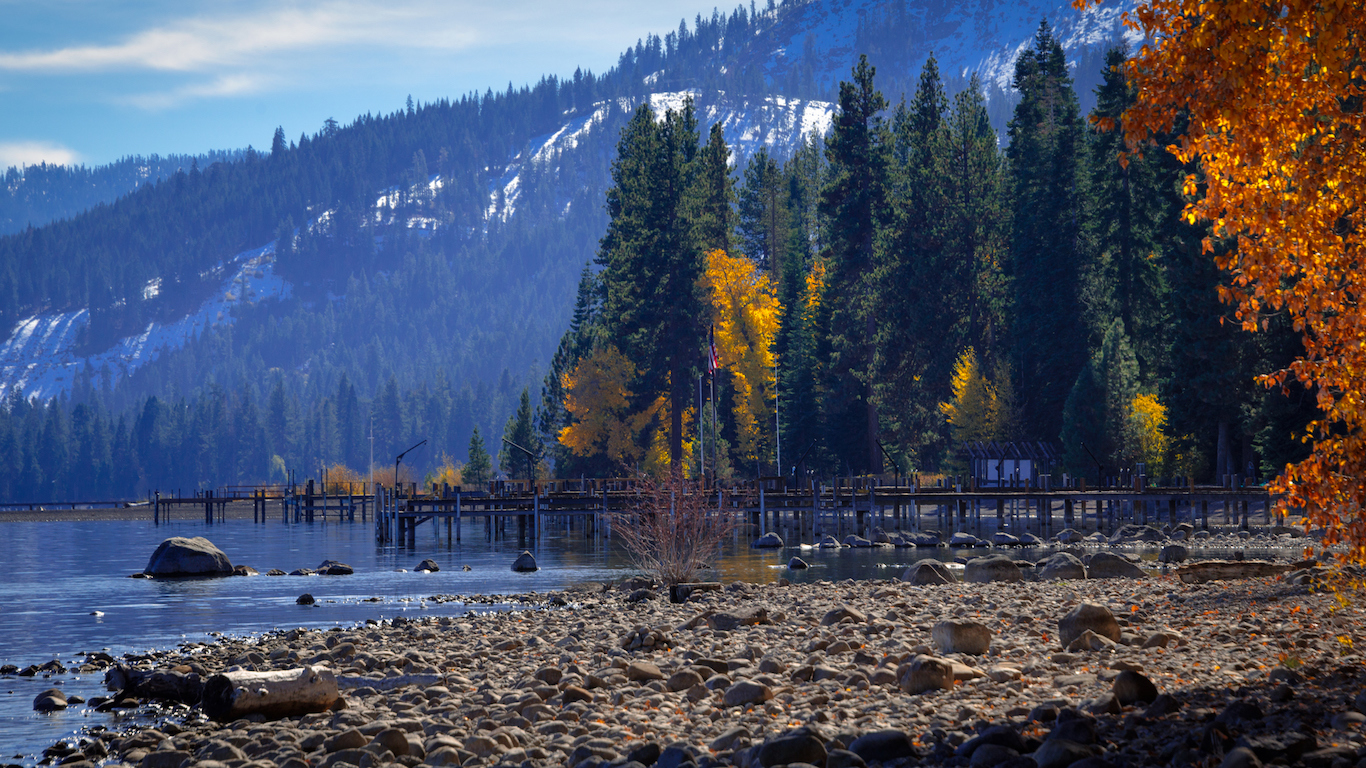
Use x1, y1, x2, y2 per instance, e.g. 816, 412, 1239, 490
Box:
21, 554, 1366, 768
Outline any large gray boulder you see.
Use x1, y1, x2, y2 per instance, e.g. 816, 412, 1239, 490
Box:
1109, 524, 1166, 544
144, 537, 233, 576
752, 532, 784, 549
1038, 552, 1087, 581
964, 554, 1023, 583
901, 560, 956, 585
1058, 603, 1121, 648
907, 531, 942, 547
511, 551, 539, 572
1086, 552, 1147, 579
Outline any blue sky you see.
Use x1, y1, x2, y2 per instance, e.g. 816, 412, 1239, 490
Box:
0, 0, 712, 169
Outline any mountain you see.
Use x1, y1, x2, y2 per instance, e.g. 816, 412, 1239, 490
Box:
0, 0, 1137, 496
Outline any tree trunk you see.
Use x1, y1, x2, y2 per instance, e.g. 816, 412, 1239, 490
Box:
1216, 420, 1231, 483
201, 665, 339, 722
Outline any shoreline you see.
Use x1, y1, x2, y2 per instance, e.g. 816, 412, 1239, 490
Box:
20, 565, 1366, 768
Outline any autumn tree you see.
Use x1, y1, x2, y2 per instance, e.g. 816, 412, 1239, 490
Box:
704, 249, 780, 470
1079, 0, 1366, 555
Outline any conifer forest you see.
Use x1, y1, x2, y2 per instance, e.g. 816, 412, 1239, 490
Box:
0, 18, 1313, 502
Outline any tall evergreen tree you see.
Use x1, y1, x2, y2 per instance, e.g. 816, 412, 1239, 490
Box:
596, 100, 709, 473
1061, 318, 1140, 479
690, 123, 736, 255
500, 387, 540, 479
1008, 21, 1092, 442
737, 146, 788, 270
817, 55, 891, 473
464, 426, 492, 487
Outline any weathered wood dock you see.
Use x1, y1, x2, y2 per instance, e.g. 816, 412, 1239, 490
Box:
372, 478, 1280, 548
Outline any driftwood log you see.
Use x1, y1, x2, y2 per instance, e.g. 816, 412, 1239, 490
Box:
202, 665, 339, 721
1175, 560, 1293, 584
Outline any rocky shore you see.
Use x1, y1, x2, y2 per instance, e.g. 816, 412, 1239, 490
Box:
23, 563, 1366, 768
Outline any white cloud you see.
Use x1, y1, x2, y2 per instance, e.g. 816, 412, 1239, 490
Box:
0, 141, 82, 168
122, 74, 272, 110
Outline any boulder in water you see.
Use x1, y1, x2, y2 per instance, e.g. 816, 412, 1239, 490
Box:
296, 594, 315, 605
787, 557, 809, 570
317, 560, 353, 575
144, 537, 233, 576
512, 551, 539, 572
415, 559, 440, 572
753, 532, 784, 549
901, 560, 955, 585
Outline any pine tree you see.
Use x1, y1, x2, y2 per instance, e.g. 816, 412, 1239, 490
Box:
464, 426, 492, 487
737, 146, 788, 270
1008, 22, 1092, 442
690, 123, 735, 254
1062, 318, 1140, 479
596, 100, 709, 473
499, 387, 540, 479
817, 55, 891, 474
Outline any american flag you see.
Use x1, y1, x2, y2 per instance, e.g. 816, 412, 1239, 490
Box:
708, 325, 718, 373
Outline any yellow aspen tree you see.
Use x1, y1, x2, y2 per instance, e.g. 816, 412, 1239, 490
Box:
704, 249, 781, 466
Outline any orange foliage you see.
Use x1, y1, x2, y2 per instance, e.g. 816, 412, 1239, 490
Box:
323, 463, 365, 495
1080, 0, 1366, 560
560, 345, 652, 464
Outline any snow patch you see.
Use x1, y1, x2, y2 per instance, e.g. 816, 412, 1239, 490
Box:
0, 244, 291, 403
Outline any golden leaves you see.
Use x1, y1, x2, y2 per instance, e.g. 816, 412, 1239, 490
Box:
1078, 0, 1366, 558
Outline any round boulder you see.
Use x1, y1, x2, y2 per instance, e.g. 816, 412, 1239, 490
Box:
317, 560, 353, 575
932, 620, 992, 655
964, 554, 1023, 583
1058, 602, 1121, 648
753, 532, 784, 549
33, 688, 67, 712
144, 536, 233, 576
415, 559, 440, 572
296, 593, 316, 605
1038, 552, 1087, 581
787, 557, 810, 570
1158, 544, 1189, 564
1086, 552, 1147, 579
908, 531, 942, 547
901, 560, 956, 585
993, 532, 1021, 546
950, 532, 984, 548
511, 551, 539, 572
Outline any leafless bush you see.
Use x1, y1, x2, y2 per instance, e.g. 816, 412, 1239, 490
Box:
608, 472, 738, 585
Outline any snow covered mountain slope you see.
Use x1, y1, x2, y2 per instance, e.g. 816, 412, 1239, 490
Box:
0, 245, 288, 402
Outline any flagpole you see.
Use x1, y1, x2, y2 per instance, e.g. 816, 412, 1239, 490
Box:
775, 361, 780, 479
698, 374, 704, 483
711, 366, 717, 489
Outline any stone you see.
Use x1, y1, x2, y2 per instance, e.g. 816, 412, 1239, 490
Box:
900, 655, 954, 694
756, 729, 827, 768
932, 620, 993, 655
296, 593, 315, 605
957, 725, 1026, 759
627, 588, 655, 602
787, 557, 809, 570
1220, 747, 1264, 768
993, 532, 1021, 546
908, 532, 942, 547
722, 680, 773, 707
317, 559, 353, 575
33, 688, 67, 711
231, 565, 258, 576
1054, 528, 1085, 544
667, 669, 704, 692
1038, 552, 1087, 581
1085, 552, 1146, 579
1109, 524, 1165, 544
902, 560, 956, 585
708, 606, 769, 630
950, 532, 984, 547
1048, 718, 1097, 745
986, 666, 1022, 682
144, 537, 233, 576
821, 605, 866, 626
1058, 603, 1121, 648
1113, 670, 1159, 704
1032, 740, 1101, 768
371, 728, 410, 757
415, 559, 439, 572
266, 569, 286, 576
511, 551, 538, 572
325, 729, 368, 752
140, 751, 191, 768
710, 727, 751, 753
1021, 533, 1045, 546
1175, 561, 1293, 583
969, 744, 1020, 767
1067, 629, 1117, 652
825, 749, 867, 768
848, 730, 915, 763
753, 532, 783, 548
964, 554, 1023, 583
1158, 545, 1189, 564
871, 527, 892, 544
817, 534, 843, 548
626, 661, 664, 681
561, 685, 591, 703
842, 535, 873, 547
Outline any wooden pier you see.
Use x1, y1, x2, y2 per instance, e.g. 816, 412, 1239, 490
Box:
372, 477, 1281, 548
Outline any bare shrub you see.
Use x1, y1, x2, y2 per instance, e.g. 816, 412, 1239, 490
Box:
608, 472, 738, 585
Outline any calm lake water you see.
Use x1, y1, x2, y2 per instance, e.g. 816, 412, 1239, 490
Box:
0, 513, 986, 763
0, 513, 1279, 763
